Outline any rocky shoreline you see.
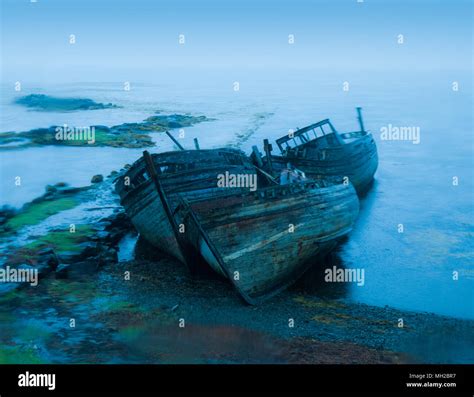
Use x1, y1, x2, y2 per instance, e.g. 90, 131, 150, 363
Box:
0, 112, 213, 149
0, 170, 473, 364
0, 170, 134, 293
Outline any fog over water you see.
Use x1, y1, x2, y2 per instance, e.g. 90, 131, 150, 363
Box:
1, 0, 472, 319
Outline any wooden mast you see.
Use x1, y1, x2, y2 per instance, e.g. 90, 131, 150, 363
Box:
356, 107, 365, 133
165, 130, 185, 151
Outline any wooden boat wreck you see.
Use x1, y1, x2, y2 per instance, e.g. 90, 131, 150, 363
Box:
116, 146, 359, 304
255, 108, 378, 195
115, 148, 256, 264
174, 178, 359, 304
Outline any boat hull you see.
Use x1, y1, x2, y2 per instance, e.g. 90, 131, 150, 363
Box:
176, 181, 359, 304
268, 133, 378, 195
115, 149, 255, 263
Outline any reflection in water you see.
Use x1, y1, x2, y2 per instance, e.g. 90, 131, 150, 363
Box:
291, 248, 350, 300
117, 232, 139, 262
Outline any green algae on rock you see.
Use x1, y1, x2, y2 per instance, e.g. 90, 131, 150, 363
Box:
14, 94, 119, 112
16, 225, 94, 257
1, 199, 78, 234
0, 183, 87, 236
0, 113, 213, 149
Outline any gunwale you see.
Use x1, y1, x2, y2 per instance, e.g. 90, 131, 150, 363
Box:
267, 131, 378, 194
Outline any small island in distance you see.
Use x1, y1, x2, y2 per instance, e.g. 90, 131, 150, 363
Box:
14, 94, 120, 112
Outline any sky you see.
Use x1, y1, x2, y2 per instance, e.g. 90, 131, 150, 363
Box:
0, 0, 472, 82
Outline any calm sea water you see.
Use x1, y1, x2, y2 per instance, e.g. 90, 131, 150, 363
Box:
0, 69, 472, 319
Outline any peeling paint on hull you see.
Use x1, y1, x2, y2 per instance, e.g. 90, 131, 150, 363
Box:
115, 149, 255, 263
176, 181, 359, 304
116, 149, 360, 304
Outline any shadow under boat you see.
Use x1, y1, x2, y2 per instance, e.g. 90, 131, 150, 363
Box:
115, 137, 360, 304
290, 247, 351, 300
252, 107, 378, 196
174, 178, 359, 304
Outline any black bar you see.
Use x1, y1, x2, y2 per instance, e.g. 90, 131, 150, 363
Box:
0, 364, 472, 394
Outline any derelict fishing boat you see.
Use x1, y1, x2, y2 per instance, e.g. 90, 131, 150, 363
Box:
116, 138, 359, 304
255, 108, 378, 195
115, 148, 256, 263
174, 178, 359, 304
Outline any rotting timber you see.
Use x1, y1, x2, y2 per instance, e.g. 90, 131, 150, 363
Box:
115, 148, 255, 265
115, 143, 360, 304
256, 108, 378, 195
175, 178, 359, 304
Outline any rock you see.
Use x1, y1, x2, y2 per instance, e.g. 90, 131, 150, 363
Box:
67, 260, 99, 277
55, 264, 70, 279
91, 174, 104, 183
94, 125, 110, 132
0, 205, 17, 225
102, 247, 118, 263
58, 251, 81, 264
91, 223, 108, 232
95, 245, 118, 267
105, 229, 126, 245
0, 283, 21, 295
14, 94, 119, 112
77, 242, 99, 260
106, 212, 131, 230
91, 231, 110, 241
45, 185, 57, 193
98, 220, 112, 228
37, 248, 59, 271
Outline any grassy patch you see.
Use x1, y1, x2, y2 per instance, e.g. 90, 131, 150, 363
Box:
17, 319, 52, 342
3, 198, 78, 234
0, 345, 43, 364
0, 113, 212, 149
14, 225, 94, 261
46, 278, 100, 306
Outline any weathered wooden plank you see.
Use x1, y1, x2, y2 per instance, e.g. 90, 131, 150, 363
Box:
115, 148, 256, 263
177, 180, 359, 304
265, 132, 378, 195
116, 147, 361, 304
